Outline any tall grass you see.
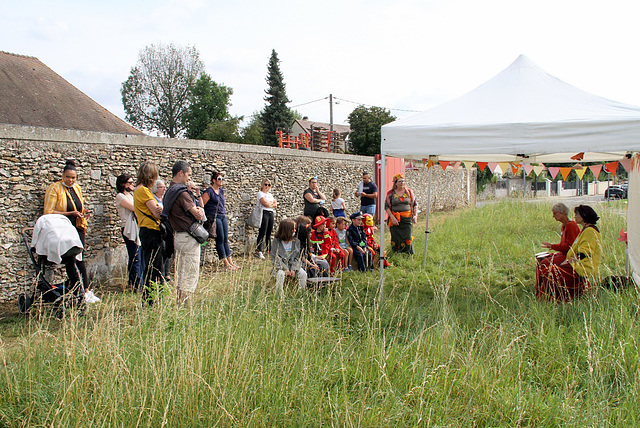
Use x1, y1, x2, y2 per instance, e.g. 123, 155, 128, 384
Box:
0, 200, 638, 426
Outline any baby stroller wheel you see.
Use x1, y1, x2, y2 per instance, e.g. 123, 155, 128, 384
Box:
18, 293, 33, 314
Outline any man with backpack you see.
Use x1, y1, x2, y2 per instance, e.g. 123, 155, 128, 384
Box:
162, 161, 205, 308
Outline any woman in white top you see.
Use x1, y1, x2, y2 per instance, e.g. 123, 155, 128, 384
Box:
256, 178, 278, 259
115, 173, 143, 288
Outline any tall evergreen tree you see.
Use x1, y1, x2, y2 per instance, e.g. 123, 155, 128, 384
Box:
259, 50, 293, 146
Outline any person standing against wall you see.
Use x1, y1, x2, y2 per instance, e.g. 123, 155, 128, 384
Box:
355, 172, 378, 218
203, 170, 240, 270
44, 159, 100, 303
134, 161, 164, 306
163, 161, 204, 308
256, 178, 278, 259
303, 176, 326, 220
115, 173, 143, 290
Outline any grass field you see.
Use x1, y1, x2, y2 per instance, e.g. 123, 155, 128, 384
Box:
0, 199, 637, 426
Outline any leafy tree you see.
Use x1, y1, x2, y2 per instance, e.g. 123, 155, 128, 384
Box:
121, 43, 203, 138
200, 117, 242, 143
241, 114, 264, 145
347, 106, 396, 156
258, 50, 294, 146
184, 73, 234, 139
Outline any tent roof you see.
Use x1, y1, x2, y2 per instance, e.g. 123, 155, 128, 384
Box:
381, 55, 640, 162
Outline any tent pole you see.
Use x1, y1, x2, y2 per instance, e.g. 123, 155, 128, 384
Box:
379, 154, 386, 304
422, 166, 432, 268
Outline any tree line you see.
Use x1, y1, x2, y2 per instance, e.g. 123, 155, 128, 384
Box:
121, 43, 395, 155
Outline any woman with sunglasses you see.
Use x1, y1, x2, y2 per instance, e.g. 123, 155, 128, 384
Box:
203, 171, 240, 270
255, 178, 278, 259
115, 173, 144, 289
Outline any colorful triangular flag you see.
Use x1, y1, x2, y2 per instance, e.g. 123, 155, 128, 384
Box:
559, 167, 572, 180
463, 161, 474, 171
547, 167, 560, 179
532, 165, 545, 176
588, 164, 603, 179
476, 162, 488, 172
439, 161, 450, 171
604, 161, 619, 175
575, 167, 587, 180
619, 158, 632, 173
523, 164, 534, 176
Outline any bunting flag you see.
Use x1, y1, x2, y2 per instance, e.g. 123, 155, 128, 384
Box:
488, 162, 499, 173
571, 152, 585, 161
424, 159, 435, 169
476, 162, 488, 172
498, 162, 510, 175
619, 158, 632, 173
523, 164, 534, 176
588, 164, 603, 179
439, 161, 450, 171
510, 163, 521, 175
451, 161, 461, 171
463, 161, 475, 171
559, 167, 572, 180
604, 161, 619, 175
634, 153, 640, 171
532, 165, 545, 176
547, 166, 560, 179
575, 167, 587, 180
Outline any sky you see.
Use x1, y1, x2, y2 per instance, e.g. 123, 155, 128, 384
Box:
3, 0, 640, 129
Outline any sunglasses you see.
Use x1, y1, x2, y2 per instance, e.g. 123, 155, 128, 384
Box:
265, 183, 271, 187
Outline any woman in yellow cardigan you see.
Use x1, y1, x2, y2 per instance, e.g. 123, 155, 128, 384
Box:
538, 205, 602, 301
43, 160, 100, 303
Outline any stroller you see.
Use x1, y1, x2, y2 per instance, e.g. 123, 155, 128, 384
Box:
17, 215, 86, 317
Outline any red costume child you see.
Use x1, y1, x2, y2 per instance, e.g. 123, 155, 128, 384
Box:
310, 216, 343, 274
363, 213, 389, 268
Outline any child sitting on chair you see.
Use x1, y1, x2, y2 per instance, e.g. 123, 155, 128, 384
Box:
271, 218, 307, 295
326, 217, 347, 272
310, 215, 340, 274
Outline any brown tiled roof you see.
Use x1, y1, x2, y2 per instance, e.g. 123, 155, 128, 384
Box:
293, 119, 351, 134
0, 51, 142, 134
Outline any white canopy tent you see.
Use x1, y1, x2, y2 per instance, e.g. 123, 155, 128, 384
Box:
378, 55, 640, 301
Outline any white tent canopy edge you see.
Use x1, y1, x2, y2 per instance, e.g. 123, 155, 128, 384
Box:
378, 55, 640, 302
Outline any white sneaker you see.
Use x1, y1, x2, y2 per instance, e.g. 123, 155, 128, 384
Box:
84, 290, 101, 304
256, 251, 265, 259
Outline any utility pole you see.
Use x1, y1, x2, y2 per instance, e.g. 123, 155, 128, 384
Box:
329, 94, 334, 133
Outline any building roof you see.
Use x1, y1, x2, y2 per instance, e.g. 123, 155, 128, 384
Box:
293, 119, 350, 134
0, 51, 142, 134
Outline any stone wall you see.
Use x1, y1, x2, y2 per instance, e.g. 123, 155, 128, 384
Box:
0, 124, 474, 302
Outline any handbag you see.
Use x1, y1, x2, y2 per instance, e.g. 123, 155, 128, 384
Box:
188, 221, 210, 244
247, 203, 263, 228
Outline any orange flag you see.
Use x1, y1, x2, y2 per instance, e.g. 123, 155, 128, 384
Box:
426, 159, 435, 169
604, 161, 619, 175
476, 162, 488, 172
571, 152, 585, 161
439, 161, 450, 171
559, 167, 572, 180
510, 163, 521, 175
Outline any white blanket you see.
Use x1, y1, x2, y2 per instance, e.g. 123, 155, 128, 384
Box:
31, 214, 83, 264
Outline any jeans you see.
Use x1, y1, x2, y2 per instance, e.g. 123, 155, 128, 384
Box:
122, 228, 144, 288
256, 210, 274, 253
214, 215, 231, 259
361, 204, 376, 217
139, 227, 164, 305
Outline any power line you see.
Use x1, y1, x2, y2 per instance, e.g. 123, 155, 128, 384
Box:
333, 96, 422, 113
289, 97, 329, 108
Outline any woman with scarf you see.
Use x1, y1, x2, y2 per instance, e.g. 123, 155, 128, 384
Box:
44, 159, 100, 303
537, 205, 602, 301
384, 174, 418, 255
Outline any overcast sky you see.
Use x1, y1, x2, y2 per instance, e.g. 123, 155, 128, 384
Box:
3, 0, 640, 128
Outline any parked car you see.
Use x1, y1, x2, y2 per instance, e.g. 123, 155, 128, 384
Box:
605, 185, 627, 199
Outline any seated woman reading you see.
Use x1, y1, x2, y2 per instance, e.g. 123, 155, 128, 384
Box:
535, 203, 581, 297
537, 205, 602, 301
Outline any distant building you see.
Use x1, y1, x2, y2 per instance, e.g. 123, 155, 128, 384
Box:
290, 117, 350, 153
0, 51, 142, 134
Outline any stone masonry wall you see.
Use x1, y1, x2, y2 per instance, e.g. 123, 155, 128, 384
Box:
0, 124, 474, 302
